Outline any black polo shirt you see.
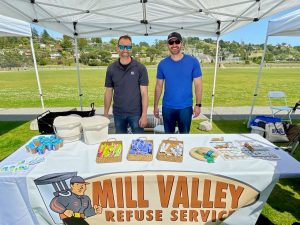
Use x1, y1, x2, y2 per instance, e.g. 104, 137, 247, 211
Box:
105, 58, 149, 116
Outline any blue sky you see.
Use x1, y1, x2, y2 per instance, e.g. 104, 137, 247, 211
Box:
34, 7, 299, 46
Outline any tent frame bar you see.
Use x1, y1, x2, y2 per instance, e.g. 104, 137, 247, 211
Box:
247, 35, 269, 127
209, 36, 220, 123
30, 36, 45, 111
74, 36, 83, 111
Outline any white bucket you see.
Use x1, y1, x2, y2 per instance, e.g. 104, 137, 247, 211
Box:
53, 115, 82, 142
250, 126, 265, 137
81, 116, 110, 145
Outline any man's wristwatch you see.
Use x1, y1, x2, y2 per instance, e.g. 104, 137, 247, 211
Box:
195, 103, 202, 107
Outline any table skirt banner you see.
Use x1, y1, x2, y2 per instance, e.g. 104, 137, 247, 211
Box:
31, 170, 267, 225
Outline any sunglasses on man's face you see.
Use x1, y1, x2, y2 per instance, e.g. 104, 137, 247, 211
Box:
168, 40, 181, 45
118, 45, 132, 51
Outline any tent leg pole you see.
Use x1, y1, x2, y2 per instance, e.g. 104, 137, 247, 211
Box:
247, 35, 269, 128
74, 37, 83, 111
30, 37, 45, 111
209, 36, 220, 124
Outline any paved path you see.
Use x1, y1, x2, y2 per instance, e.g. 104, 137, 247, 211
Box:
0, 106, 299, 121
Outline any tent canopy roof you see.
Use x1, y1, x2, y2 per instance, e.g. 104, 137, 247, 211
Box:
0, 0, 299, 38
267, 8, 300, 36
0, 15, 31, 37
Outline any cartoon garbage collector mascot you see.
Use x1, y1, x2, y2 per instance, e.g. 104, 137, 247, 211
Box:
50, 176, 102, 225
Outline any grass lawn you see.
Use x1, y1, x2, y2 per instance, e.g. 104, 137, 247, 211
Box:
1, 120, 299, 225
0, 67, 299, 108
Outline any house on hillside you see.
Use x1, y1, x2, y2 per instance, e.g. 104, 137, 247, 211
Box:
138, 57, 151, 63
50, 53, 61, 59
111, 52, 119, 60
226, 55, 241, 62
24, 51, 31, 57
197, 53, 212, 63
55, 43, 63, 52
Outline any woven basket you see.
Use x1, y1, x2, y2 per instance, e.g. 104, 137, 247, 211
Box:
96, 154, 122, 163
156, 152, 183, 162
127, 154, 153, 161
156, 138, 183, 162
127, 138, 153, 161
96, 139, 122, 163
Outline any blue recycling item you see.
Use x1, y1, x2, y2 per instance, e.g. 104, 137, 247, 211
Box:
148, 144, 152, 154
206, 150, 214, 157
46, 143, 54, 151
250, 116, 281, 127
129, 149, 136, 155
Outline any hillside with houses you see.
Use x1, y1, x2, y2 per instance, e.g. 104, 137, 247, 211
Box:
1, 28, 300, 69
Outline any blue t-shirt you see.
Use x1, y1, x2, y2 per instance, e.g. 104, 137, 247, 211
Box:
157, 54, 202, 109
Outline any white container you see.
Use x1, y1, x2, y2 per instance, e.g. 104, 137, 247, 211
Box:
81, 116, 110, 145
251, 126, 265, 137
53, 115, 82, 142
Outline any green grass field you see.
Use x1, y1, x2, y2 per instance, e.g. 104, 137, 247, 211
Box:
0, 67, 299, 108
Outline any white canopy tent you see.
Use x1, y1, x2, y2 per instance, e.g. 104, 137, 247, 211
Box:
0, 15, 45, 110
248, 8, 300, 127
0, 0, 300, 118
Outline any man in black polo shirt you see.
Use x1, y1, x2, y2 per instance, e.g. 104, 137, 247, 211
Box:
104, 35, 149, 133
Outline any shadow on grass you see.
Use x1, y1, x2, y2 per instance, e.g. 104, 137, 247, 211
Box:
256, 214, 275, 225
212, 120, 249, 133
0, 121, 29, 136
0, 121, 39, 161
191, 120, 249, 134
266, 178, 300, 221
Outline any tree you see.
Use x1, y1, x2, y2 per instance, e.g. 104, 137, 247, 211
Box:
203, 45, 211, 55
265, 52, 275, 62
99, 50, 111, 63
294, 46, 300, 52
61, 35, 73, 50
20, 37, 29, 46
153, 40, 167, 52
203, 38, 214, 44
110, 38, 118, 46
38, 58, 47, 66
41, 29, 54, 44
139, 41, 149, 48
146, 47, 161, 62
31, 27, 39, 40
77, 38, 88, 51
251, 56, 262, 64
91, 37, 102, 44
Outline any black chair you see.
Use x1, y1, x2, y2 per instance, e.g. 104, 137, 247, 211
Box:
281, 124, 300, 155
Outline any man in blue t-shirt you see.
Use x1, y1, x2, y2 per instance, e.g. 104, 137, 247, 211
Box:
153, 32, 203, 133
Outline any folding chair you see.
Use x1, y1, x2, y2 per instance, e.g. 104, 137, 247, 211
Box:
289, 132, 300, 155
281, 126, 300, 155
268, 91, 293, 123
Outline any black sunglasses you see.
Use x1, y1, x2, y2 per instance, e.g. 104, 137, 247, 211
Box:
168, 40, 181, 45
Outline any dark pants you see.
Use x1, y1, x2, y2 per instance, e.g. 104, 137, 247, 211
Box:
63, 217, 89, 225
162, 106, 193, 134
114, 115, 144, 134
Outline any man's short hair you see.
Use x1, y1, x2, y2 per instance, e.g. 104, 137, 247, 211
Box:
118, 35, 132, 45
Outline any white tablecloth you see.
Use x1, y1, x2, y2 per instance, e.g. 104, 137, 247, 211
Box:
1, 133, 300, 225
